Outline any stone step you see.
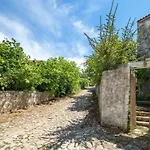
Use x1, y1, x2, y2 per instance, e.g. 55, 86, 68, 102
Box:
136, 106, 149, 112
136, 116, 150, 122
136, 111, 150, 117
136, 121, 149, 127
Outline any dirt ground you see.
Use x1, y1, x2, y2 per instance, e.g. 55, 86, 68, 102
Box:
0, 88, 149, 150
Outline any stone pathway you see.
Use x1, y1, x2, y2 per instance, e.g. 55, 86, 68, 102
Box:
0, 88, 149, 150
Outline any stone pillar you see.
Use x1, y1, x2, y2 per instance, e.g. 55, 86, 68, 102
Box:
99, 65, 130, 130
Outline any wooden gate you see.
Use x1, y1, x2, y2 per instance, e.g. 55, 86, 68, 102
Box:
130, 70, 150, 131
130, 72, 136, 130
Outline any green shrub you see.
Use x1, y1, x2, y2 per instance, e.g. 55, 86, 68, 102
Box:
79, 78, 89, 89
0, 39, 80, 97
37, 57, 80, 97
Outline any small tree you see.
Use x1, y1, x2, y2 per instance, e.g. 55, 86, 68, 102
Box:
0, 38, 29, 90
85, 0, 137, 84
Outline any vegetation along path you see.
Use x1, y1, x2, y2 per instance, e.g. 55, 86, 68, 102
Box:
0, 88, 149, 150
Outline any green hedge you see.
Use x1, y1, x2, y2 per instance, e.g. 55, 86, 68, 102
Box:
79, 78, 89, 89
0, 39, 81, 97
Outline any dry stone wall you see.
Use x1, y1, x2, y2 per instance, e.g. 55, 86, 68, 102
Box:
0, 91, 51, 113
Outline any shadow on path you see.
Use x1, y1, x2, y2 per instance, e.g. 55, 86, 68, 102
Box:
43, 87, 150, 150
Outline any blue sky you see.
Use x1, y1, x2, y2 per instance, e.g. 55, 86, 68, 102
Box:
0, 0, 149, 65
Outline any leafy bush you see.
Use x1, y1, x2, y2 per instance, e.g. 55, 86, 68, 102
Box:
0, 39, 80, 97
79, 78, 89, 89
0, 38, 30, 90
37, 57, 80, 97
135, 69, 150, 81
135, 69, 150, 104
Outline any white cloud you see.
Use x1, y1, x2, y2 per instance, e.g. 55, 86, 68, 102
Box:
24, 0, 73, 37
73, 20, 98, 38
0, 32, 8, 41
0, 15, 31, 38
70, 42, 88, 57
67, 57, 85, 68
0, 15, 52, 60
0, 1, 93, 65
0, 15, 88, 62
23, 41, 52, 60
84, 4, 101, 13
83, 0, 111, 14
76, 43, 86, 56
51, 0, 57, 9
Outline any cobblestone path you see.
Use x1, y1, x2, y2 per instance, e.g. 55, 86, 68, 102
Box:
0, 88, 149, 150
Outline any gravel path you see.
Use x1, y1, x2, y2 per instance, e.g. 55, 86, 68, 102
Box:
0, 88, 149, 150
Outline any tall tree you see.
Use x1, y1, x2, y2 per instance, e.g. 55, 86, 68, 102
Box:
85, 0, 137, 84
